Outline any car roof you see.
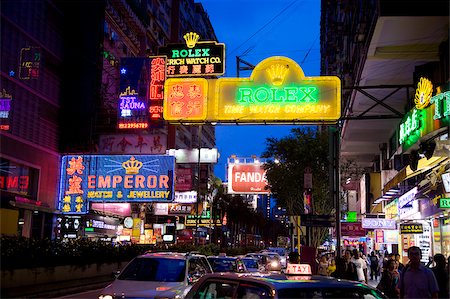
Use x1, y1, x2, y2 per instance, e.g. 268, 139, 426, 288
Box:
138, 252, 207, 259
194, 273, 377, 291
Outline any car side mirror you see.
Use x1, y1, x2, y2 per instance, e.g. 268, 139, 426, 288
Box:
188, 272, 202, 284
112, 270, 121, 279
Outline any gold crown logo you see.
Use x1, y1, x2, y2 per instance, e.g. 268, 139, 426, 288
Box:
183, 32, 200, 48
120, 86, 138, 97
122, 156, 143, 174
266, 64, 289, 86
415, 77, 433, 109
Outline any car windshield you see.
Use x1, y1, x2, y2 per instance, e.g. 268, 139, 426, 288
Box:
242, 258, 258, 269
277, 287, 384, 299
207, 257, 236, 272
118, 257, 186, 282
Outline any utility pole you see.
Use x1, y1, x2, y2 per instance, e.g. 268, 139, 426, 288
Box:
329, 124, 341, 257
195, 125, 202, 246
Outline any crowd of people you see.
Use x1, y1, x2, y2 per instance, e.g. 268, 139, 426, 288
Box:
311, 247, 449, 299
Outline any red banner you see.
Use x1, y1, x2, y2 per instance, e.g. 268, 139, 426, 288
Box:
175, 168, 192, 191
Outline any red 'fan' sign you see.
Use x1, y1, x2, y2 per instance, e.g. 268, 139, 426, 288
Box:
228, 164, 269, 194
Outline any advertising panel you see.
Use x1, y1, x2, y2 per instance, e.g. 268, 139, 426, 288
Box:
158, 32, 225, 77
148, 56, 166, 125
385, 198, 399, 219
167, 148, 218, 163
90, 203, 131, 217
163, 78, 208, 121
58, 155, 175, 214
400, 223, 423, 234
214, 56, 341, 123
341, 222, 366, 237
227, 163, 269, 194
98, 134, 166, 155
362, 218, 396, 229
0, 89, 12, 131
175, 168, 193, 191
174, 191, 197, 203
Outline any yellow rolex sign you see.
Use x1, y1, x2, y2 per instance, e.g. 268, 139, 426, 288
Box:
163, 56, 341, 124
215, 56, 341, 123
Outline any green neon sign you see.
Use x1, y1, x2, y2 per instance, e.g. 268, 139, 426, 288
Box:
430, 91, 450, 120
440, 198, 450, 209
399, 108, 422, 145
237, 86, 318, 104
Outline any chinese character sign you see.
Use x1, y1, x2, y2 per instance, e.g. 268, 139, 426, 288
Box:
98, 134, 167, 154
164, 78, 208, 121
149, 56, 166, 124
59, 155, 175, 214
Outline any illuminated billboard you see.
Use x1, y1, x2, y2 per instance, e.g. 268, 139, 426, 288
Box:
227, 163, 269, 194
163, 56, 341, 124
158, 32, 225, 77
58, 155, 175, 214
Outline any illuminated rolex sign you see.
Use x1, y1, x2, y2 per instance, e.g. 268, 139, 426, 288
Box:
158, 32, 225, 77
163, 56, 341, 123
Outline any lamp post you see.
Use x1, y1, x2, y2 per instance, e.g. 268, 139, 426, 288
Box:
195, 125, 202, 246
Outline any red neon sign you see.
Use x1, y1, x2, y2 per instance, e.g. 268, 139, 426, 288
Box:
149, 57, 166, 121
118, 122, 149, 129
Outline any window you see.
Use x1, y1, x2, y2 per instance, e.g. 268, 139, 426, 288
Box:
118, 257, 186, 282
236, 283, 272, 299
193, 281, 238, 299
277, 288, 383, 299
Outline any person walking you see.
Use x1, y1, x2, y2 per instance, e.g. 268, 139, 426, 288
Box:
377, 259, 400, 298
431, 254, 449, 299
398, 246, 439, 299
327, 258, 336, 276
370, 251, 380, 280
330, 257, 347, 279
351, 249, 368, 283
343, 249, 358, 281
317, 255, 329, 276
395, 254, 405, 274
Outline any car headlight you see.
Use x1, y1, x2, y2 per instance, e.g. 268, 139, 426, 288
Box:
271, 261, 279, 267
99, 295, 114, 299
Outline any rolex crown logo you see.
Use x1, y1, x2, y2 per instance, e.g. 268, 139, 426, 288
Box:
266, 64, 289, 86
122, 156, 143, 174
183, 32, 200, 48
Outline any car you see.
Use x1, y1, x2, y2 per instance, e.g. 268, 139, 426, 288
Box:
98, 252, 213, 299
246, 252, 282, 272
184, 272, 389, 299
207, 256, 247, 273
240, 257, 262, 273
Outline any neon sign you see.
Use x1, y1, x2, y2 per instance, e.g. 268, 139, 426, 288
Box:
0, 89, 12, 131
19, 46, 41, 79
158, 32, 225, 77
431, 91, 450, 120
163, 56, 340, 123
59, 155, 175, 214
149, 56, 166, 122
118, 58, 150, 129
399, 108, 422, 145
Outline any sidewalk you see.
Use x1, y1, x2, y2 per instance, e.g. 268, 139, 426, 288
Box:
368, 277, 380, 289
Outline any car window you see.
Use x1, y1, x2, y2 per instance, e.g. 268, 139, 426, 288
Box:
236, 283, 272, 299
277, 288, 384, 299
189, 257, 210, 282
192, 281, 238, 299
200, 256, 213, 273
118, 257, 186, 282
242, 259, 259, 269
208, 258, 236, 272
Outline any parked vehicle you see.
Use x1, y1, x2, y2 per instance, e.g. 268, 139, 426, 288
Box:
98, 252, 212, 299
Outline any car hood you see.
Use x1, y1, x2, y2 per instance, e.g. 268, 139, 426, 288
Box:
101, 280, 191, 298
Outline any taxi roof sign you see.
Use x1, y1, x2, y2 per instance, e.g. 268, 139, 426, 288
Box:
285, 263, 312, 275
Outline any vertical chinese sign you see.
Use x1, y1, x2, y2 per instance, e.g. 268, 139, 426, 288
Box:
59, 156, 88, 214
118, 58, 150, 129
19, 46, 41, 79
0, 89, 12, 131
148, 56, 166, 127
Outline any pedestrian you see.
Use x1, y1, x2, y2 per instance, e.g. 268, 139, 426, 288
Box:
327, 258, 336, 276
343, 249, 358, 281
370, 251, 380, 280
398, 246, 439, 299
431, 254, 449, 299
330, 257, 347, 279
377, 259, 400, 299
351, 249, 368, 283
317, 255, 329, 276
395, 254, 405, 274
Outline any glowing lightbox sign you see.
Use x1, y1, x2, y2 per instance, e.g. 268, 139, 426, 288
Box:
118, 58, 151, 129
228, 163, 269, 194
58, 155, 175, 214
163, 78, 208, 121
215, 57, 340, 123
398, 78, 449, 150
162, 56, 341, 124
158, 32, 225, 77
19, 46, 40, 79
0, 89, 12, 131
149, 56, 166, 123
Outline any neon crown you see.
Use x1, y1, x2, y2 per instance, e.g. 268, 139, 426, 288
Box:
266, 64, 289, 86
183, 32, 200, 48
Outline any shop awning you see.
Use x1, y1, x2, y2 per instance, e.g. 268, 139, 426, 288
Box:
383, 156, 449, 194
